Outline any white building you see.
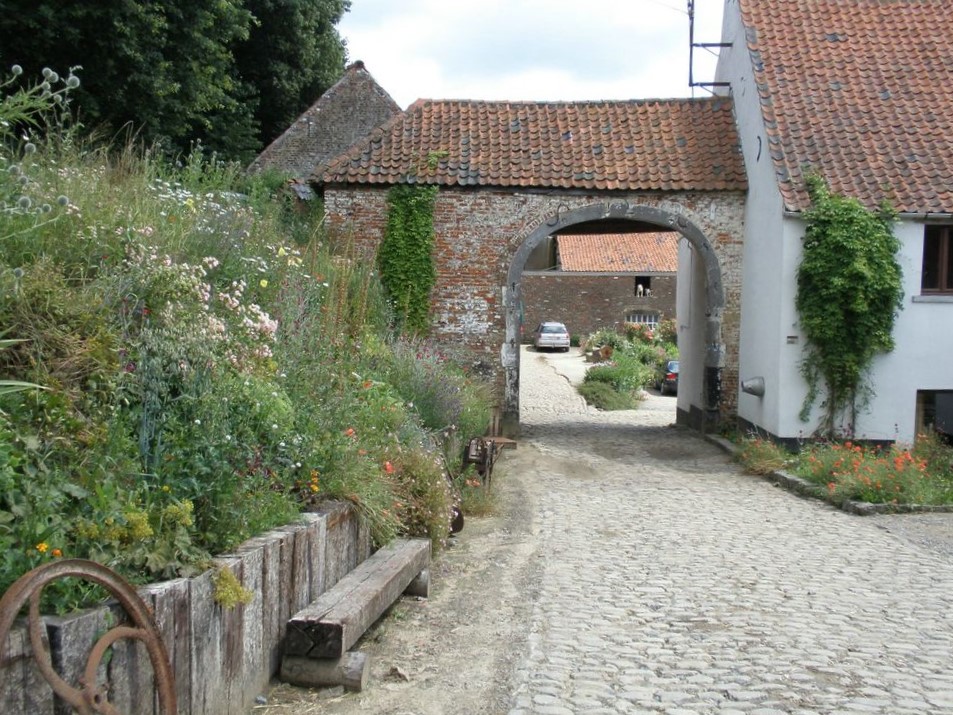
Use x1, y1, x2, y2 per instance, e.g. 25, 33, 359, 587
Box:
710, 0, 953, 444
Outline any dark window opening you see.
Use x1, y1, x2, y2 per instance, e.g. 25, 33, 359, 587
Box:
635, 276, 652, 297
921, 226, 953, 293
917, 390, 953, 445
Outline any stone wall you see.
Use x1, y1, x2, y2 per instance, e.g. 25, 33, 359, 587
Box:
322, 186, 746, 421
0, 503, 370, 715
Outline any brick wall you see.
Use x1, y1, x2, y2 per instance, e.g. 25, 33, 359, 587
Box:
323, 186, 745, 418
521, 273, 676, 342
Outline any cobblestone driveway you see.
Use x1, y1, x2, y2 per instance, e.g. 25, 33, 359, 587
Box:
511, 347, 953, 715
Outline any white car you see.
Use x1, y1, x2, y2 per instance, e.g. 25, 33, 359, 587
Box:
533, 322, 570, 352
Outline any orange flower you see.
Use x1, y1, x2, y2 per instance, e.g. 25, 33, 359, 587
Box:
52, 549, 62, 558
384, 461, 395, 474
344, 427, 356, 437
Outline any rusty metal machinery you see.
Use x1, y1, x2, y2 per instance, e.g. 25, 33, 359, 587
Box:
0, 558, 176, 715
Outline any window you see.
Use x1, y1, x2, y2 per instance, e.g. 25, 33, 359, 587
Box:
634, 276, 652, 297
625, 311, 659, 328
916, 390, 953, 444
921, 226, 953, 293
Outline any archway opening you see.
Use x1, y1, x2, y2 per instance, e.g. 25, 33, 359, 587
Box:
501, 201, 726, 437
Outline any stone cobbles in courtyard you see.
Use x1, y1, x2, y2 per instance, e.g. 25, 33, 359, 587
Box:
509, 347, 953, 715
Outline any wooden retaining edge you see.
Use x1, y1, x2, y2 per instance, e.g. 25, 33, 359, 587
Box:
282, 539, 430, 687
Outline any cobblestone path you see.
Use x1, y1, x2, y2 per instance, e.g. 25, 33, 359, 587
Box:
509, 348, 953, 714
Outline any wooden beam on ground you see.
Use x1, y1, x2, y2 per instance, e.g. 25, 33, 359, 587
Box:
280, 651, 370, 692
284, 538, 430, 659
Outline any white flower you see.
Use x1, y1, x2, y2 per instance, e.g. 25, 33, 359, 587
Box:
194, 419, 201, 425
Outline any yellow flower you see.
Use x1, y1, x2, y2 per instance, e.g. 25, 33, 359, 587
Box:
35, 542, 49, 553
277, 246, 287, 257
259, 279, 269, 288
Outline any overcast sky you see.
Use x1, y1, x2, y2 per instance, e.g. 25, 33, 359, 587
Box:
336, 0, 726, 109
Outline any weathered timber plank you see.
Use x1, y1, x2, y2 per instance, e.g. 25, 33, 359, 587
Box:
224, 546, 265, 708
188, 570, 223, 714
46, 608, 113, 715
0, 620, 54, 714
139, 577, 190, 715
240, 535, 282, 675
285, 538, 430, 659
302, 512, 327, 601
280, 651, 370, 692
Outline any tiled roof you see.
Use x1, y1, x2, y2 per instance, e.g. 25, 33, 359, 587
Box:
248, 61, 401, 179
738, 0, 953, 213
313, 98, 746, 192
557, 233, 678, 273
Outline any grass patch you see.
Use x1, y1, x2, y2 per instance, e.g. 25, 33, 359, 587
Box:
578, 380, 641, 410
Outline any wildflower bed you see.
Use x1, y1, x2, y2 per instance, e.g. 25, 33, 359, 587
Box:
0, 66, 495, 611
735, 433, 953, 511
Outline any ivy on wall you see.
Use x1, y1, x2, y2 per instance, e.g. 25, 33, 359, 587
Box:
378, 184, 439, 334
796, 174, 903, 437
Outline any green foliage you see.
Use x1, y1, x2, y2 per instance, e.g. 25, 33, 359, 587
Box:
0, 91, 494, 607
736, 437, 794, 475
735, 432, 953, 506
235, 0, 350, 145
378, 185, 439, 335
578, 380, 641, 411
578, 322, 677, 407
796, 434, 953, 506
796, 175, 903, 436
213, 566, 254, 609
0, 0, 349, 159
584, 353, 654, 395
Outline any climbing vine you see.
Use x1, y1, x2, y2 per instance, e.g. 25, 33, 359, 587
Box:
378, 184, 439, 334
796, 174, 903, 437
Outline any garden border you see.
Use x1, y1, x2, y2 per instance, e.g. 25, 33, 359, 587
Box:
705, 435, 953, 516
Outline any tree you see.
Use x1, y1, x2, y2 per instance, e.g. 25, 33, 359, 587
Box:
0, 0, 349, 160
234, 0, 350, 147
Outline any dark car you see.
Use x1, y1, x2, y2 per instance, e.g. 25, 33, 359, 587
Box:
655, 360, 679, 395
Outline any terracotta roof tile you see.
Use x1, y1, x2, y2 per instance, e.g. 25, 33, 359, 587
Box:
313, 98, 746, 192
738, 0, 953, 213
557, 233, 678, 273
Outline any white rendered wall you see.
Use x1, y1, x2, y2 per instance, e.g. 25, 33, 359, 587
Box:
714, 0, 789, 437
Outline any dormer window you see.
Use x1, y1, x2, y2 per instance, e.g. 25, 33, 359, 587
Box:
921, 226, 953, 294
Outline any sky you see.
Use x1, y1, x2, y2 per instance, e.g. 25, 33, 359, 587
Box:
336, 0, 726, 109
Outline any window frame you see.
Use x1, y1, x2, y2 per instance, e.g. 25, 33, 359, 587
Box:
916, 389, 953, 444
921, 225, 953, 295
625, 311, 660, 328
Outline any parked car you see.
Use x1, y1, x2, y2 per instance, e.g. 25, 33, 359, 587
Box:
655, 359, 679, 395
533, 321, 571, 352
